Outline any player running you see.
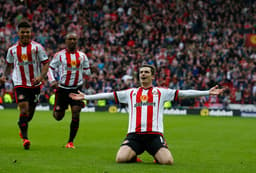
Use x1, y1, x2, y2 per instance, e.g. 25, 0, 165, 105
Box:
47, 32, 91, 149
0, 20, 49, 149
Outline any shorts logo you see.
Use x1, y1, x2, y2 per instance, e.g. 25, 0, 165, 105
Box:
122, 140, 129, 145
18, 94, 24, 100
21, 54, 28, 62
160, 136, 163, 143
140, 95, 148, 102
55, 106, 60, 110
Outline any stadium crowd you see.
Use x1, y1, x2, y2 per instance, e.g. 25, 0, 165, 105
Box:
0, 0, 256, 108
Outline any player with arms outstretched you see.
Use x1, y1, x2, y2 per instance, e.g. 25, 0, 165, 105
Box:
69, 64, 225, 164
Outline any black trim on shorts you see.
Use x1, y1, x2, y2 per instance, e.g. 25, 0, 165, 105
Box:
15, 87, 40, 104
121, 133, 168, 156
53, 86, 83, 112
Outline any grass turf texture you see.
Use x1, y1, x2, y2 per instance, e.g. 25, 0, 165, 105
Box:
0, 109, 255, 173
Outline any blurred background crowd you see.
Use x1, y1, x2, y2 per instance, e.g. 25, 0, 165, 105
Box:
0, 0, 256, 108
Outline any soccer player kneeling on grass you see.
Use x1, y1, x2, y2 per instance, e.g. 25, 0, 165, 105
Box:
69, 64, 226, 164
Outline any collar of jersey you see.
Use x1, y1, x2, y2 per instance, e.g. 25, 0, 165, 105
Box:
65, 48, 77, 54
140, 86, 153, 90
18, 41, 31, 46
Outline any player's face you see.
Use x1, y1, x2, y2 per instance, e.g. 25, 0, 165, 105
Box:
18, 27, 31, 45
139, 67, 154, 86
66, 34, 78, 52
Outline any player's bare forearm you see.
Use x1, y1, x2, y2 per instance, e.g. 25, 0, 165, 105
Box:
41, 62, 49, 79
50, 81, 58, 88
32, 62, 49, 85
4, 63, 13, 77
0, 64, 13, 83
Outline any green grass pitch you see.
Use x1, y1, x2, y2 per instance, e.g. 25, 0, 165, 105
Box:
0, 109, 255, 173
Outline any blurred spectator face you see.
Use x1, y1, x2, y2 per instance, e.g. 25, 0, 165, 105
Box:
18, 27, 31, 45
65, 33, 78, 52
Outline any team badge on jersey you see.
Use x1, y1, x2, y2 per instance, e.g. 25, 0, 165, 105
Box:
71, 60, 77, 67
140, 95, 148, 102
21, 54, 28, 62
152, 90, 159, 95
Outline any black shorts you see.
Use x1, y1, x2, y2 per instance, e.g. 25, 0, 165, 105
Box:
15, 87, 40, 104
121, 133, 168, 156
54, 86, 84, 112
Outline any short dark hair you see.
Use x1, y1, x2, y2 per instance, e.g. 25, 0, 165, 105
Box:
139, 64, 156, 75
17, 20, 31, 29
65, 32, 78, 40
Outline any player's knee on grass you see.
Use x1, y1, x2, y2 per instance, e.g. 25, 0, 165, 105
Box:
154, 148, 174, 165
116, 154, 129, 163
116, 146, 136, 163
154, 147, 174, 165
156, 157, 174, 165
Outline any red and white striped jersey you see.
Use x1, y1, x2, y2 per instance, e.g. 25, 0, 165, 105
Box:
114, 86, 179, 134
48, 49, 91, 88
6, 41, 49, 87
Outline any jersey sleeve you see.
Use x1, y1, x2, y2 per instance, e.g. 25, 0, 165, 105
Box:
37, 44, 49, 63
47, 67, 56, 83
49, 53, 60, 69
47, 53, 60, 83
82, 54, 91, 76
159, 88, 178, 102
115, 89, 132, 104
6, 48, 14, 64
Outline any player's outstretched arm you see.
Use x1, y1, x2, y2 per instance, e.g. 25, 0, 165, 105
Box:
69, 91, 115, 101
178, 85, 226, 98
69, 91, 85, 100
209, 85, 226, 95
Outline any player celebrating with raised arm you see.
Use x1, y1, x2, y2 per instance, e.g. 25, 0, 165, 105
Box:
0, 20, 49, 149
47, 32, 91, 149
69, 64, 225, 164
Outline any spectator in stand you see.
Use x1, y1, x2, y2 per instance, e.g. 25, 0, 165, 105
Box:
0, 0, 256, 107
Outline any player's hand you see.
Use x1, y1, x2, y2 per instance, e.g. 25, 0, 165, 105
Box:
69, 90, 85, 100
209, 85, 227, 95
50, 81, 58, 88
32, 76, 43, 85
0, 76, 6, 84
